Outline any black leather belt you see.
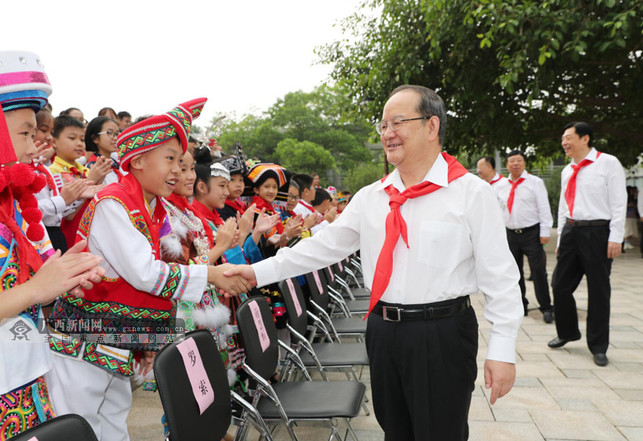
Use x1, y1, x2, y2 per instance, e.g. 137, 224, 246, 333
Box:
566, 219, 610, 227
372, 296, 471, 322
507, 224, 539, 234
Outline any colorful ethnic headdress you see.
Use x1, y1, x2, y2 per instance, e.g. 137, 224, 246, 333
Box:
117, 97, 207, 171
0, 51, 52, 113
245, 163, 289, 189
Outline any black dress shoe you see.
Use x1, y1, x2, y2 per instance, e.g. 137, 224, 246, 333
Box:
547, 335, 581, 348
543, 310, 554, 324
593, 353, 608, 367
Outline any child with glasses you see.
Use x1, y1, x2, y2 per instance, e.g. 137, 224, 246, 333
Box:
85, 116, 124, 184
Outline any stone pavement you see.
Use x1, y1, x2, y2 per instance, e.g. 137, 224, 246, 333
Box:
128, 241, 643, 440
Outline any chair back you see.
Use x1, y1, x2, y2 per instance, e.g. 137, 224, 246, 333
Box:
11, 414, 97, 441
154, 329, 231, 441
305, 270, 329, 311
236, 296, 280, 380
278, 278, 308, 335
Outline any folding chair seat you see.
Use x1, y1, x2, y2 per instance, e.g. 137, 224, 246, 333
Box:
12, 414, 97, 441
236, 297, 366, 441
154, 329, 271, 441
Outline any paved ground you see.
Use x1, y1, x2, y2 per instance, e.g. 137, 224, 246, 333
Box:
128, 239, 643, 441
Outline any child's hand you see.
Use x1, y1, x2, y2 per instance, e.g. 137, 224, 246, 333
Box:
283, 217, 303, 239
324, 207, 338, 223
87, 156, 112, 184
60, 179, 90, 205
255, 211, 280, 235
216, 218, 237, 251
303, 213, 321, 230
33, 140, 55, 164
237, 204, 256, 236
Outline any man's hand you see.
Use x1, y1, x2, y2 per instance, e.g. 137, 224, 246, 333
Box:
484, 359, 516, 405
223, 264, 257, 286
607, 241, 622, 259
540, 237, 550, 245
208, 263, 255, 295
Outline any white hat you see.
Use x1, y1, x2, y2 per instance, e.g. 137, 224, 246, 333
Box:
0, 51, 52, 111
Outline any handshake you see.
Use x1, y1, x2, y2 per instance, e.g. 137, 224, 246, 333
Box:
207, 263, 257, 296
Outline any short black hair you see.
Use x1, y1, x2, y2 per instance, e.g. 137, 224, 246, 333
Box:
564, 121, 593, 146
85, 116, 117, 152
478, 155, 495, 168
506, 150, 526, 162
53, 115, 85, 138
292, 173, 314, 190
312, 188, 331, 206
117, 111, 131, 119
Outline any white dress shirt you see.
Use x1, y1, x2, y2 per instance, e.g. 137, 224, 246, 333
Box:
253, 153, 523, 363
557, 148, 627, 244
638, 187, 643, 220
294, 200, 328, 235
489, 173, 506, 186
35, 167, 83, 227
497, 171, 553, 237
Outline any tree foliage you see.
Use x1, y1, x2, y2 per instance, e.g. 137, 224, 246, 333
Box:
318, 0, 643, 165
216, 85, 375, 174
275, 138, 337, 175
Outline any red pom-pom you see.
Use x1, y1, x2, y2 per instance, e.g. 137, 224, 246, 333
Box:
16, 194, 37, 210
26, 223, 45, 242
8, 163, 36, 186
28, 173, 47, 193
20, 207, 42, 223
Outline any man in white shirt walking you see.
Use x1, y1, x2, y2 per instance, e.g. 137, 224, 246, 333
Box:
226, 85, 523, 440
496, 150, 554, 322
548, 122, 626, 367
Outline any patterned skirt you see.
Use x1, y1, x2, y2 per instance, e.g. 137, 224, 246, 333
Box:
0, 377, 55, 440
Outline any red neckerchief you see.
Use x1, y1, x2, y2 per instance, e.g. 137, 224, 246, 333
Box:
32, 163, 58, 196
489, 174, 504, 185
368, 152, 469, 316
565, 152, 601, 219
0, 188, 44, 283
252, 195, 284, 234
298, 200, 314, 213
88, 153, 124, 181
191, 198, 224, 227
225, 198, 246, 214
120, 173, 167, 258
507, 176, 526, 214
67, 165, 87, 178
166, 193, 214, 247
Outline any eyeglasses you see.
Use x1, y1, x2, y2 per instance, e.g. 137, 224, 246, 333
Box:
287, 194, 300, 201
375, 116, 431, 135
98, 130, 120, 139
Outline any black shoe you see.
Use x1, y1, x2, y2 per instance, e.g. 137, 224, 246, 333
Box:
543, 310, 554, 324
548, 335, 581, 348
593, 353, 608, 367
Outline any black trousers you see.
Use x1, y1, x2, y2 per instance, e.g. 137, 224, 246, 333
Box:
365, 299, 478, 441
551, 223, 612, 354
506, 225, 552, 312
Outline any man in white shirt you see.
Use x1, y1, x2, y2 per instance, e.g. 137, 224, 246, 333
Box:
226, 85, 523, 440
638, 186, 643, 257
548, 122, 627, 367
477, 155, 506, 186
496, 150, 554, 322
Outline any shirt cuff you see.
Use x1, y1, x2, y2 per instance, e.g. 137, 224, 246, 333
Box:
539, 226, 551, 238
180, 264, 208, 303
608, 229, 623, 244
52, 195, 67, 214
486, 334, 517, 364
252, 258, 279, 288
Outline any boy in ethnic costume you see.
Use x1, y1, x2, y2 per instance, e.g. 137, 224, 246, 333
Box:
0, 51, 103, 440
45, 98, 253, 441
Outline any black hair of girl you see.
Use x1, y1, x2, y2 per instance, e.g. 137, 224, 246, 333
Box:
194, 162, 213, 197
59, 107, 81, 117
193, 145, 212, 165
85, 116, 118, 152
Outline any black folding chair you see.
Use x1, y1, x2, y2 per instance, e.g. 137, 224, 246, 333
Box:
11, 414, 97, 441
237, 297, 366, 441
154, 329, 272, 441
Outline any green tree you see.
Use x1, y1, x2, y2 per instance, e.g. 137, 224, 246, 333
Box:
318, 0, 643, 165
275, 138, 337, 175
343, 161, 385, 193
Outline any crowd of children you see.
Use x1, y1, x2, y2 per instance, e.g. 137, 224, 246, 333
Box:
0, 51, 352, 441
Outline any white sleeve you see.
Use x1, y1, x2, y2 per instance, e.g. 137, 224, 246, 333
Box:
88, 199, 208, 303
557, 171, 568, 246
607, 157, 627, 243
638, 188, 643, 220
310, 219, 329, 235
467, 183, 523, 364
253, 191, 363, 287
36, 193, 66, 226
535, 177, 553, 237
